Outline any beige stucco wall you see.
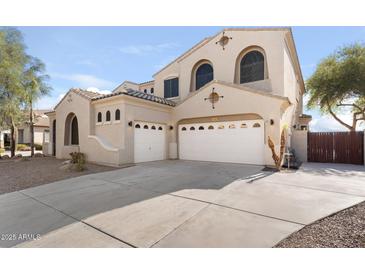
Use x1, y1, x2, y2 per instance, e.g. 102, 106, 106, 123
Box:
139, 82, 154, 94
122, 97, 173, 163
19, 126, 46, 144
54, 92, 91, 159
48, 29, 304, 167
170, 81, 289, 166
154, 30, 287, 102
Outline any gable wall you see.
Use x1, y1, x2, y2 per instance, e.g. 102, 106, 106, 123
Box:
154, 30, 286, 102
55, 91, 91, 159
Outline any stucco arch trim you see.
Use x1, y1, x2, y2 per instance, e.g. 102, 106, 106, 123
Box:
177, 113, 264, 125
234, 45, 269, 84
190, 59, 214, 92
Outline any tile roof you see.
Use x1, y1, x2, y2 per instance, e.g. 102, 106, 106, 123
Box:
72, 88, 101, 99
93, 89, 176, 107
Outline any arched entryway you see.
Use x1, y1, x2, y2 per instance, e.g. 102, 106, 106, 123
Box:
64, 113, 79, 146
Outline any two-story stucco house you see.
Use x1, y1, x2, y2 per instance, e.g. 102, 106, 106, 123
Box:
44, 27, 310, 166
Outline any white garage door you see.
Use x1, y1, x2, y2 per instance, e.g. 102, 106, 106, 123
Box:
179, 120, 264, 165
134, 122, 166, 163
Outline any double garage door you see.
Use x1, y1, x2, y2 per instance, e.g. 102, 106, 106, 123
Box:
179, 120, 265, 165
134, 122, 166, 163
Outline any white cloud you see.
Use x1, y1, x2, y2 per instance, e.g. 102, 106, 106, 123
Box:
119, 42, 179, 55
52, 73, 115, 89
86, 87, 111, 95
309, 114, 365, 132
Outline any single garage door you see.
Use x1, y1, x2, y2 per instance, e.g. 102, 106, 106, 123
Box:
134, 122, 166, 163
179, 120, 264, 165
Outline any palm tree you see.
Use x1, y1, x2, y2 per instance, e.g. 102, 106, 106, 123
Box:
22, 57, 51, 156
0, 28, 28, 157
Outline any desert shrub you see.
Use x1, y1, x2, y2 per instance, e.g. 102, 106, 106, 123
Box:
34, 143, 43, 150
1, 155, 10, 160
17, 144, 31, 151
70, 152, 86, 171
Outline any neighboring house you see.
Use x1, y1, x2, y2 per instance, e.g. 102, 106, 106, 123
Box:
44, 27, 311, 166
0, 110, 50, 148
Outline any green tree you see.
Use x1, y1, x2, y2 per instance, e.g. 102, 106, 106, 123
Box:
306, 43, 365, 131
22, 57, 51, 156
0, 28, 28, 157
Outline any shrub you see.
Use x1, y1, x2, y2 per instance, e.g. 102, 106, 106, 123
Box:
0, 148, 5, 154
17, 144, 31, 151
34, 143, 43, 150
70, 152, 86, 171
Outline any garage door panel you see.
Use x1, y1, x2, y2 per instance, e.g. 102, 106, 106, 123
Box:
134, 122, 166, 163
179, 120, 264, 165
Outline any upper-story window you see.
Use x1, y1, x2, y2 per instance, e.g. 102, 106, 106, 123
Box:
106, 111, 111, 122
97, 112, 102, 123
164, 77, 179, 98
150, 87, 154, 94
195, 63, 213, 90
144, 89, 147, 93
115, 109, 120, 120
240, 50, 265, 84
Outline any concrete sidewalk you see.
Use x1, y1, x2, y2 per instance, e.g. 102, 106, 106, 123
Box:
1, 161, 364, 248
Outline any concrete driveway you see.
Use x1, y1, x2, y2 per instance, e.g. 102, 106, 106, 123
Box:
1, 160, 364, 248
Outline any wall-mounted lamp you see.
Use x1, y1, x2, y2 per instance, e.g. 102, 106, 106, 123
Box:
270, 119, 274, 126
128, 121, 133, 127
169, 125, 174, 130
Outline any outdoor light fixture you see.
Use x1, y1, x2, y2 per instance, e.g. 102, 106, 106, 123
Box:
169, 126, 174, 130
128, 121, 133, 127
270, 119, 274, 125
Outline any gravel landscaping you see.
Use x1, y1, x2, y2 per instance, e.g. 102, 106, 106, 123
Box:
276, 201, 365, 248
0, 157, 119, 194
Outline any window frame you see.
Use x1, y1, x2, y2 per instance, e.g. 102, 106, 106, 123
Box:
115, 109, 120, 121
164, 77, 179, 98
97, 112, 102, 123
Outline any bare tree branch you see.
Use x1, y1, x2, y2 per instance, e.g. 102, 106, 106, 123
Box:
327, 103, 355, 131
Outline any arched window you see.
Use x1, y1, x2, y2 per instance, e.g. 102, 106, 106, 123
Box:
240, 50, 265, 84
135, 124, 141, 128
195, 63, 213, 90
198, 126, 204, 130
97, 112, 102, 123
190, 126, 195, 131
144, 89, 147, 93
151, 125, 156, 130
208, 125, 214, 130
143, 125, 149, 129
229, 124, 236, 129
253, 123, 261, 128
71, 116, 79, 145
115, 109, 120, 120
241, 123, 247, 128
158, 126, 163, 130
106, 111, 111, 122
181, 127, 187, 131
150, 88, 154, 94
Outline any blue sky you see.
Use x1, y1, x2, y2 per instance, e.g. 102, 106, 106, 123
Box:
17, 26, 365, 131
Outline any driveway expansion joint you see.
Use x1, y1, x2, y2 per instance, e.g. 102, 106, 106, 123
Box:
18, 191, 136, 248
